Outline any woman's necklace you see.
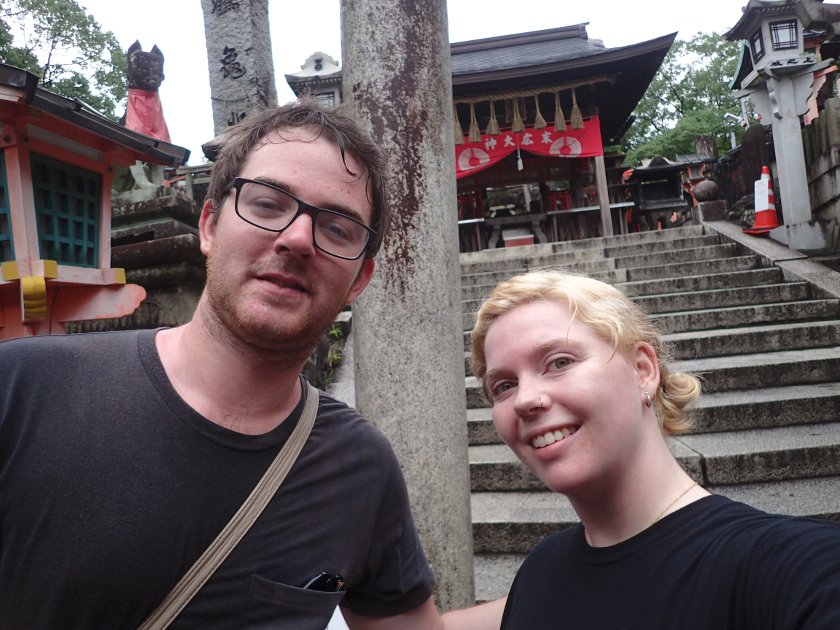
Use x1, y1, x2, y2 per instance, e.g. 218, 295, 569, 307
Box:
652, 480, 699, 524
583, 480, 701, 546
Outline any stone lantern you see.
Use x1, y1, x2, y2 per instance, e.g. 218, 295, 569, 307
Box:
726, 0, 835, 250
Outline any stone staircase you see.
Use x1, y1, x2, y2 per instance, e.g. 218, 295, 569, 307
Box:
459, 221, 840, 602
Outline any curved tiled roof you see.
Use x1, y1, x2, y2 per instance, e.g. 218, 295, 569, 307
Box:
451, 25, 608, 76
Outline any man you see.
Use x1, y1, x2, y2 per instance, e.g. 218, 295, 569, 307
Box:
0, 100, 502, 628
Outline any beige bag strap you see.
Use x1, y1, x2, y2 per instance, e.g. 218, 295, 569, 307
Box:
137, 382, 320, 630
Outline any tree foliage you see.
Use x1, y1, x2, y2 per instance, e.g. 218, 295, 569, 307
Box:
0, 0, 126, 120
623, 32, 744, 166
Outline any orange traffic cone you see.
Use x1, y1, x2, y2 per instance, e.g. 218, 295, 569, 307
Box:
743, 166, 780, 235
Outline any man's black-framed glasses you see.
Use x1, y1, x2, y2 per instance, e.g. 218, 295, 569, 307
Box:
229, 177, 375, 260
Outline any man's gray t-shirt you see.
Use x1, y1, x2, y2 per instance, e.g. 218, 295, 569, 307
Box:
0, 329, 433, 629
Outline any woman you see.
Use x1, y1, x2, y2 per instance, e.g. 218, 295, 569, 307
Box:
470, 270, 840, 629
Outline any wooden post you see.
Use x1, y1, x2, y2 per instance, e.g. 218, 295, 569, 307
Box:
594, 154, 613, 236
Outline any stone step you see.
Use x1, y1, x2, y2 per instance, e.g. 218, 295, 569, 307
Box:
462, 273, 800, 321
474, 553, 525, 604
460, 244, 746, 292
651, 299, 840, 335
470, 439, 704, 492
636, 282, 813, 314
466, 380, 840, 435
616, 267, 784, 298
472, 492, 576, 554
677, 422, 840, 484
461, 267, 627, 302
472, 473, 840, 555
460, 248, 605, 276
469, 422, 840, 491
460, 242, 556, 266
460, 234, 727, 277
459, 225, 707, 267
466, 407, 496, 444
613, 242, 739, 270
603, 233, 725, 258
674, 346, 840, 393
689, 382, 840, 433
473, 475, 840, 601
666, 320, 840, 359
551, 224, 708, 253
460, 258, 616, 289
463, 296, 840, 336
625, 254, 761, 281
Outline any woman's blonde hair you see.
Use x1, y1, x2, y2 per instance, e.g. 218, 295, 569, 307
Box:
470, 270, 700, 434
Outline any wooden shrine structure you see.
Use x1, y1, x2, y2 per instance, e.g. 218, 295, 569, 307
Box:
451, 24, 674, 251
0, 63, 189, 339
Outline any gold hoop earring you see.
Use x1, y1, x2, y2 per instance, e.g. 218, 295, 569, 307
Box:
643, 391, 653, 408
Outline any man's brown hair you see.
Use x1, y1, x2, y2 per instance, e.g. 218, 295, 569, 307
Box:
205, 98, 388, 258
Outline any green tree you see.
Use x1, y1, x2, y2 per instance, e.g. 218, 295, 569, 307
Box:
0, 0, 126, 120
623, 32, 743, 166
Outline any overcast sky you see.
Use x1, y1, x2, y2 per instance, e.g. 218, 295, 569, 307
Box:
77, 0, 747, 164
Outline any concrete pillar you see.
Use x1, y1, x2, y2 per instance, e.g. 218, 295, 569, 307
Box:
594, 154, 613, 236
200, 0, 277, 137
341, 0, 475, 611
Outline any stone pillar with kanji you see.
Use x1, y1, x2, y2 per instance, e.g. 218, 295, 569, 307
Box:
200, 0, 278, 137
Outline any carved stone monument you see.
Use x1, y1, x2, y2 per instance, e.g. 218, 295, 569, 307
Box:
200, 0, 278, 136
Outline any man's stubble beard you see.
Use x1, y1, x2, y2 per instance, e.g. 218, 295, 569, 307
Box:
203, 255, 343, 364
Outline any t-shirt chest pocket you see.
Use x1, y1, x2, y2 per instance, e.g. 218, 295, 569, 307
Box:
237, 574, 346, 629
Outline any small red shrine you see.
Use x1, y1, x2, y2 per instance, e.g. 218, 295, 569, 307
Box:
0, 64, 189, 339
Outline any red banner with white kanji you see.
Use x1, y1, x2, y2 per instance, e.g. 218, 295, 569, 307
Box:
454, 115, 603, 179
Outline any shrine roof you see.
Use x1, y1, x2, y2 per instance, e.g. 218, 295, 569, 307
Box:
450, 24, 607, 75
450, 24, 674, 83
449, 26, 676, 144
0, 63, 190, 166
625, 153, 714, 182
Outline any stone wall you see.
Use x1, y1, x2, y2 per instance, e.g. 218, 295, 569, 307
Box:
804, 97, 840, 226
